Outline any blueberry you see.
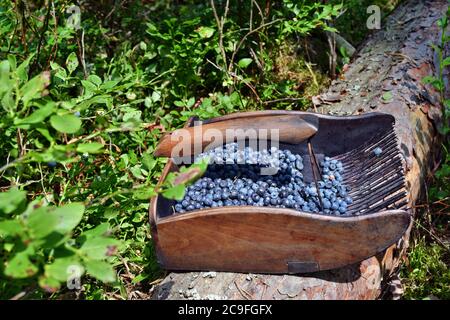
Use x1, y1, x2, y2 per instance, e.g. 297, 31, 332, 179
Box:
47, 161, 57, 167
282, 199, 292, 207
279, 190, 289, 198
373, 147, 383, 156
256, 187, 266, 196
252, 193, 261, 202
219, 180, 227, 188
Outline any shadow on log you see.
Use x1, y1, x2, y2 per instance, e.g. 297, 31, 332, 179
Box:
151, 0, 446, 300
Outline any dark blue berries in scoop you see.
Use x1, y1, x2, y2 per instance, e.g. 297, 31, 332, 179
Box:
173, 143, 353, 216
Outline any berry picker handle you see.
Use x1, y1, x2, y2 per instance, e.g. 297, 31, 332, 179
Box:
154, 115, 318, 158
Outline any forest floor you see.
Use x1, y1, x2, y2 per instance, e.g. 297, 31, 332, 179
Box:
0, 0, 448, 300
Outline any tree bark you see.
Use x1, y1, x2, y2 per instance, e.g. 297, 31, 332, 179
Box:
151, 0, 446, 300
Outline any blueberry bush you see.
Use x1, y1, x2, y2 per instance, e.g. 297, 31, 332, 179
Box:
0, 0, 428, 300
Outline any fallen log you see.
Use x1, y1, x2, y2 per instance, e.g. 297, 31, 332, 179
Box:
151, 0, 446, 300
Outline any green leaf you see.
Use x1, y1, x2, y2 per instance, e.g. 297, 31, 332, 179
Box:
14, 102, 55, 125
80, 237, 121, 260
1, 89, 14, 111
27, 207, 58, 239
238, 58, 253, 68
87, 74, 102, 86
422, 76, 437, 84
142, 153, 157, 172
50, 114, 82, 134
76, 143, 104, 154
16, 54, 34, 81
382, 91, 393, 102
0, 188, 27, 215
0, 60, 11, 91
123, 109, 142, 122
45, 256, 84, 282
66, 52, 79, 74
53, 203, 85, 234
38, 276, 61, 293
186, 97, 195, 108
84, 259, 116, 283
0, 220, 23, 237
133, 187, 156, 200
162, 184, 186, 200
196, 26, 215, 39
4, 249, 38, 279
20, 72, 50, 106
7, 55, 16, 71
82, 223, 111, 238
81, 80, 97, 92
130, 165, 145, 180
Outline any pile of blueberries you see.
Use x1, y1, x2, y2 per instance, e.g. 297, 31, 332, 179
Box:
173, 143, 353, 216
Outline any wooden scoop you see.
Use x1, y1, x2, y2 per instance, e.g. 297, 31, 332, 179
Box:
154, 115, 318, 158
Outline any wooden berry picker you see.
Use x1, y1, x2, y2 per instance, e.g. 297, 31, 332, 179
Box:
150, 111, 410, 274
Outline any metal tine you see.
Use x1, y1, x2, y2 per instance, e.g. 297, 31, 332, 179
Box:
340, 137, 400, 174
342, 139, 401, 171
344, 159, 403, 186
333, 125, 407, 215
349, 177, 405, 205
343, 156, 403, 188
349, 175, 404, 201
307, 140, 324, 210
336, 128, 398, 161
350, 190, 407, 215
349, 182, 406, 212
356, 192, 408, 215
346, 162, 404, 190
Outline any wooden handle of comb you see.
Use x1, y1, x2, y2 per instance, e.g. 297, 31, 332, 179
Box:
154, 115, 318, 158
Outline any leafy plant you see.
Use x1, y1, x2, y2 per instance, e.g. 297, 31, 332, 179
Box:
0, 0, 400, 299
401, 3, 450, 301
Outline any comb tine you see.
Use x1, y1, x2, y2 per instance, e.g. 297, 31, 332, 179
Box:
336, 124, 407, 215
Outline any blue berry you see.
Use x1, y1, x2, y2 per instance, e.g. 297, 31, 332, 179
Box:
373, 147, 383, 156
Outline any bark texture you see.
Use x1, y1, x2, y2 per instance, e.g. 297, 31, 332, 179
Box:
151, 0, 446, 300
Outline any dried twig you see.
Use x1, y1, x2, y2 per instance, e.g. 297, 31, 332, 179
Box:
210, 0, 229, 70
234, 281, 252, 300
228, 19, 281, 74
206, 58, 261, 102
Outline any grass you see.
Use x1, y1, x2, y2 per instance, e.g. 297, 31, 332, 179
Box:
401, 236, 450, 299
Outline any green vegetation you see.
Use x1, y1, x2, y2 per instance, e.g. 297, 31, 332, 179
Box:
400, 4, 450, 300
0, 0, 446, 300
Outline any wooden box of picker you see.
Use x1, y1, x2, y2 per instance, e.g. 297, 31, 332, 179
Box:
149, 111, 411, 274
